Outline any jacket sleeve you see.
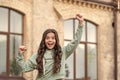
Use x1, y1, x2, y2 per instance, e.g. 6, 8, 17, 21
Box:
16, 53, 37, 72
62, 25, 83, 59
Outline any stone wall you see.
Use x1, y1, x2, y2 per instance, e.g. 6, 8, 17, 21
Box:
118, 11, 120, 80
0, 0, 120, 80
74, 0, 112, 2
32, 0, 64, 53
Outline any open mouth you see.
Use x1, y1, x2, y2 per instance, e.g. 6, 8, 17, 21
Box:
46, 43, 55, 49
47, 43, 54, 46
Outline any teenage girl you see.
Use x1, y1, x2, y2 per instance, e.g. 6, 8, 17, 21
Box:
17, 14, 84, 80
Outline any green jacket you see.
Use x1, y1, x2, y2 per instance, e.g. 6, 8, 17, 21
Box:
17, 25, 83, 80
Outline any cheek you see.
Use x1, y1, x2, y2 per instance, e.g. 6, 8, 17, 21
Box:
54, 39, 56, 43
45, 39, 47, 43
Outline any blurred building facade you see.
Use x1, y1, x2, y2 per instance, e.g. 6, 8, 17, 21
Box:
0, 0, 120, 80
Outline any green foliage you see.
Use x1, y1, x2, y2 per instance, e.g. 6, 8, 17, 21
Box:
10, 59, 22, 76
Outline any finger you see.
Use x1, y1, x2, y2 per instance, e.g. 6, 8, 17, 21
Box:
19, 46, 27, 51
76, 14, 82, 18
20, 45, 26, 48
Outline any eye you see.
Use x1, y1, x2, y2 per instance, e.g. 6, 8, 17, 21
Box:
52, 37, 55, 40
45, 36, 50, 40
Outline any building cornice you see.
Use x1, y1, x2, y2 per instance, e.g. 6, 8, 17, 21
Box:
54, 0, 114, 12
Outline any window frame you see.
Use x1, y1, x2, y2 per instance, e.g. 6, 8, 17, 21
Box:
64, 18, 98, 80
0, 7, 24, 76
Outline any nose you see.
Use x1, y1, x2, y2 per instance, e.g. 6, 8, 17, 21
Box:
48, 38, 52, 41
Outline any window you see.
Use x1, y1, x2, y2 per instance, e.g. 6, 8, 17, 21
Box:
0, 7, 24, 76
64, 19, 97, 80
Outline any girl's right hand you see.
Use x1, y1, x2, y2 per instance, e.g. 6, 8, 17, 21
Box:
19, 45, 27, 54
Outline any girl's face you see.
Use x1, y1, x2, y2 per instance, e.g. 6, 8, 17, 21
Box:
45, 32, 56, 49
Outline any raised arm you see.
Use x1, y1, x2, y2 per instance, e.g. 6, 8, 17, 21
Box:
16, 46, 37, 72
62, 14, 84, 59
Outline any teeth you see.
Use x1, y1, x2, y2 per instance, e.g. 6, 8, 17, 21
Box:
48, 43, 53, 45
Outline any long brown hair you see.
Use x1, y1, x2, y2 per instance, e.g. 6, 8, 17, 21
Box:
36, 29, 62, 74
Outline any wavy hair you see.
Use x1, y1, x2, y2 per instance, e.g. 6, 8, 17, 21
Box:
36, 29, 62, 74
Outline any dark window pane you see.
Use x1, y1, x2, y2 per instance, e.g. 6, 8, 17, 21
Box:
87, 22, 96, 42
0, 35, 7, 76
0, 8, 8, 32
9, 35, 22, 76
87, 44, 97, 80
10, 35, 22, 60
76, 44, 85, 79
64, 20, 73, 40
10, 10, 22, 33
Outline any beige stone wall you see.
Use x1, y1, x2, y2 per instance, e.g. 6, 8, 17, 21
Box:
32, 0, 64, 53
0, 0, 120, 80
118, 11, 120, 80
75, 0, 112, 2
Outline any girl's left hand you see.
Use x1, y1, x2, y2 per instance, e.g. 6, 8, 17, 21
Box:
76, 14, 84, 25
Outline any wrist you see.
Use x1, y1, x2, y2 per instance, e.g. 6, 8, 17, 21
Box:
18, 51, 24, 54
79, 23, 84, 27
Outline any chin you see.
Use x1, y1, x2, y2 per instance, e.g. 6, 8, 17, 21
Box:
47, 47, 54, 50
47, 48, 53, 50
